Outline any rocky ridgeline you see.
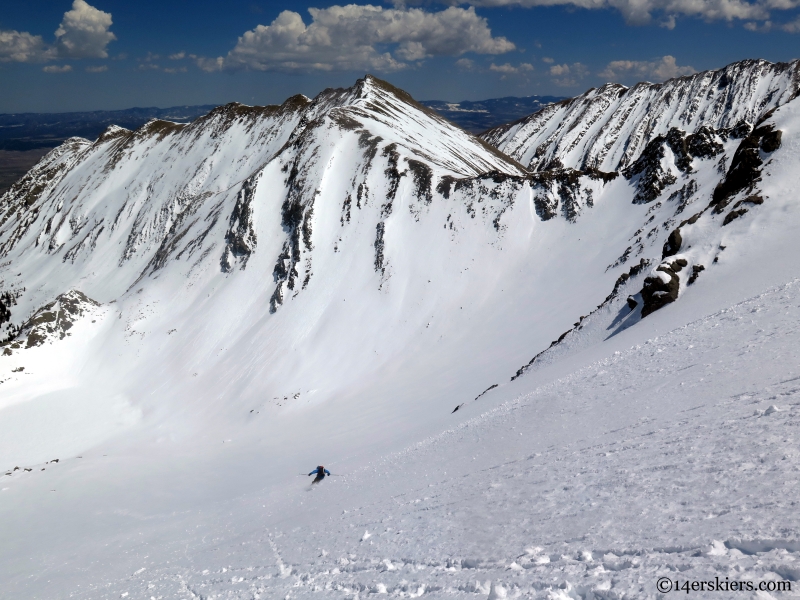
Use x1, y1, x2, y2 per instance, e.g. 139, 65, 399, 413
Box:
481, 59, 798, 173
486, 60, 796, 329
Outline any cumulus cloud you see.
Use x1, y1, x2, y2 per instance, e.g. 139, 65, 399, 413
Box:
455, 57, 476, 70
0, 0, 115, 66
202, 5, 515, 72
0, 30, 49, 63
54, 0, 116, 59
549, 62, 589, 86
490, 62, 533, 74
744, 19, 773, 29
444, 0, 800, 27
43, 64, 73, 73
85, 64, 108, 72
599, 55, 696, 81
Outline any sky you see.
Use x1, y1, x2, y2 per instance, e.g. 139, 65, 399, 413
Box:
0, 0, 799, 113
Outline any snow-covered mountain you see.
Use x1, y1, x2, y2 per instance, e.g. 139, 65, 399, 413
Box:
2, 61, 800, 599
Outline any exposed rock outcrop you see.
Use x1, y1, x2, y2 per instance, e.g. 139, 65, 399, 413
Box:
623, 127, 724, 205
1, 290, 100, 349
221, 174, 259, 272
710, 123, 782, 214
641, 264, 681, 317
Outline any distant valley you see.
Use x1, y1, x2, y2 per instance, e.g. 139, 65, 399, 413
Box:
0, 105, 217, 195
421, 95, 565, 133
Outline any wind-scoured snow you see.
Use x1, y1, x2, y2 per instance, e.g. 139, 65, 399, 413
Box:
2, 63, 800, 599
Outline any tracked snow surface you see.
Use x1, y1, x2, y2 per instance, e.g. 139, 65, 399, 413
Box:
1, 63, 800, 598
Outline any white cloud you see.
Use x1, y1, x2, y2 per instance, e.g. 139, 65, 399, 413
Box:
85, 64, 108, 72
659, 14, 678, 28
455, 57, 476, 70
599, 55, 696, 81
135, 51, 190, 73
54, 0, 116, 59
542, 56, 555, 63
446, 0, 800, 27
746, 15, 800, 30
203, 5, 515, 72
782, 16, 800, 29
43, 64, 73, 73
0, 30, 49, 63
0, 0, 115, 65
490, 61, 534, 74
744, 19, 773, 29
548, 62, 589, 86
197, 56, 224, 71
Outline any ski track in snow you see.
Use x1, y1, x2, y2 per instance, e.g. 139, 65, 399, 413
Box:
62, 280, 800, 600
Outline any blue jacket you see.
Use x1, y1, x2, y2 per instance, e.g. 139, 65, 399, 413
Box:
309, 467, 331, 477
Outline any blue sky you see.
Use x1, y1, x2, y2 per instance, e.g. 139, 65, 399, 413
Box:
1, 0, 798, 113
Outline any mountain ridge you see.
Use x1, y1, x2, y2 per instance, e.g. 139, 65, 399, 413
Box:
3, 61, 799, 356
0, 94, 567, 153
482, 58, 800, 173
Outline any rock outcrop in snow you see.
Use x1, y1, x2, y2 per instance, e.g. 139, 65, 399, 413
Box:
2, 290, 99, 350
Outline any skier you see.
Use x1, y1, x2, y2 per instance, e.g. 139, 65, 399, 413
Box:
308, 465, 331, 484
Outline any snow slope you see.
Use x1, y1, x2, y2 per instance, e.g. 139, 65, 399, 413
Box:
1, 63, 800, 599
17, 275, 797, 600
